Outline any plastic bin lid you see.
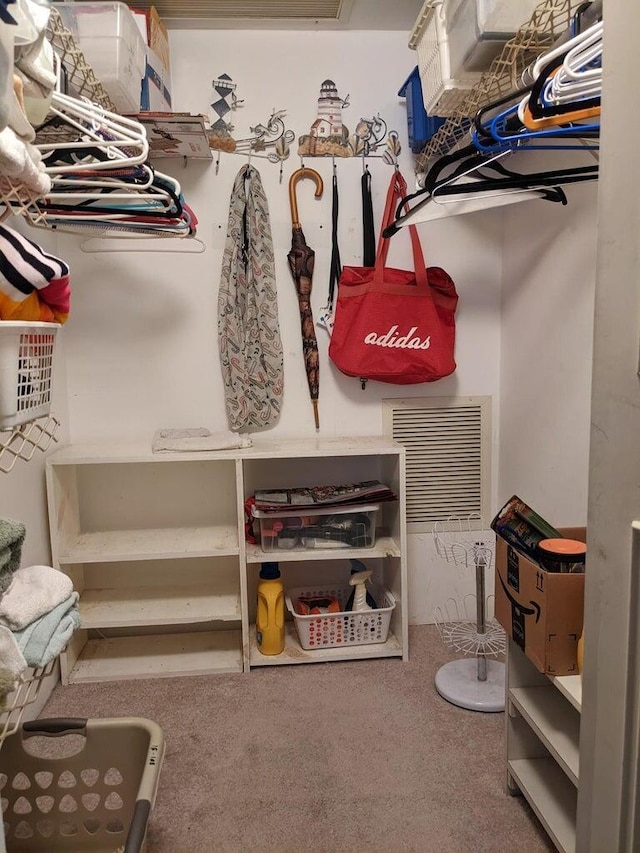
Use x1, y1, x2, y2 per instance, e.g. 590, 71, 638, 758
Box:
252, 503, 380, 518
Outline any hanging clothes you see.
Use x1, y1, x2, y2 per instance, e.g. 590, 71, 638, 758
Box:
218, 164, 284, 431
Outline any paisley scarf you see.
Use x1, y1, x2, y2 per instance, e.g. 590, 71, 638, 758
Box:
218, 165, 284, 431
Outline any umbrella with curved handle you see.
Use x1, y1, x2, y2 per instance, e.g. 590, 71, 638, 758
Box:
287, 167, 324, 430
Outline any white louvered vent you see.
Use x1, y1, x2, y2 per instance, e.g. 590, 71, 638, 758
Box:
383, 397, 491, 532
124, 0, 347, 20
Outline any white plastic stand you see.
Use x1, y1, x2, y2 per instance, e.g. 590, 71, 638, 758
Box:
433, 515, 506, 713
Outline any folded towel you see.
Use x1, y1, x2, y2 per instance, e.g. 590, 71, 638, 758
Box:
14, 591, 80, 668
0, 517, 26, 595
0, 624, 27, 706
0, 564, 73, 630
152, 428, 253, 453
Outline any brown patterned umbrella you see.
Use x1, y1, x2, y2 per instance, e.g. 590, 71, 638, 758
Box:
287, 168, 324, 430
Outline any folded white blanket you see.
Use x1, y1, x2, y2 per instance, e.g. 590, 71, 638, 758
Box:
152, 428, 253, 453
0, 564, 73, 630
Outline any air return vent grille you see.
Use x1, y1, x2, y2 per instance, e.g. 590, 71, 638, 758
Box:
383, 397, 491, 531
124, 1, 346, 20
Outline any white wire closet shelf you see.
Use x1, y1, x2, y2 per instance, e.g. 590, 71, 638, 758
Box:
0, 6, 115, 219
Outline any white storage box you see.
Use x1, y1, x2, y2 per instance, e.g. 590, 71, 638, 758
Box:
0, 322, 59, 430
252, 504, 379, 552
286, 585, 396, 650
409, 0, 541, 116
55, 2, 146, 113
448, 0, 542, 74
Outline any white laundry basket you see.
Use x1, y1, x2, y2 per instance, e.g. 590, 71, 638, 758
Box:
286, 585, 396, 650
0, 322, 59, 430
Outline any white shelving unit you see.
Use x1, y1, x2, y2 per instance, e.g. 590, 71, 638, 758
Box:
506, 638, 581, 853
46, 437, 407, 684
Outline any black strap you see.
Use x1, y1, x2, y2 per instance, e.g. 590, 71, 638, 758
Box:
361, 167, 375, 267
328, 169, 341, 310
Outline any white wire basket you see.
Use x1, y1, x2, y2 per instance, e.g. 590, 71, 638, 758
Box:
0, 322, 60, 430
410, 1, 484, 117
0, 661, 56, 750
433, 513, 495, 571
434, 593, 505, 657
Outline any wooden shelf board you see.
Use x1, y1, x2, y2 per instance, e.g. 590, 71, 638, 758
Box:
48, 436, 403, 465
249, 622, 403, 667
509, 687, 580, 786
79, 586, 240, 629
245, 536, 401, 563
59, 525, 239, 563
67, 631, 242, 683
551, 674, 582, 713
508, 757, 577, 853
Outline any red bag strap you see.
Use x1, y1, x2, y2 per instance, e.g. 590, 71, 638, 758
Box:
372, 170, 428, 290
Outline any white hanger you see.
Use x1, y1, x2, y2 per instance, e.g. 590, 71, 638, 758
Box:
79, 234, 206, 254
37, 93, 148, 172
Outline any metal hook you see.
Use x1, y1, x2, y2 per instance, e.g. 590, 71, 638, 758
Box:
289, 167, 323, 228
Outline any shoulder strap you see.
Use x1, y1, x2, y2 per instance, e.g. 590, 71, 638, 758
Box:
373, 170, 428, 289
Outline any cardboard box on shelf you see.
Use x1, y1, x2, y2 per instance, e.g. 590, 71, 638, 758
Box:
137, 113, 212, 160
495, 526, 585, 676
140, 46, 171, 112
148, 5, 170, 73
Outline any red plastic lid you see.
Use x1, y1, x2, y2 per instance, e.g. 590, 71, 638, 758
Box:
538, 538, 587, 559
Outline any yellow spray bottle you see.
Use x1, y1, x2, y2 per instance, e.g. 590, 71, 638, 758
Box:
256, 562, 285, 655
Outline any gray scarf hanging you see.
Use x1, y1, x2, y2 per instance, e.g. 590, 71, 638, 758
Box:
218, 165, 284, 431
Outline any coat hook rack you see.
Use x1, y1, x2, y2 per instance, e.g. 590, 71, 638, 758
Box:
297, 79, 401, 165
208, 73, 293, 179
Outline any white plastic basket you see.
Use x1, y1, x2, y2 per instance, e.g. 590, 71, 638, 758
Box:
286, 585, 395, 650
0, 322, 59, 430
410, 0, 482, 117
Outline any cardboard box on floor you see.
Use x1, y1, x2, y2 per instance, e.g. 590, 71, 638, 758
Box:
495, 526, 585, 675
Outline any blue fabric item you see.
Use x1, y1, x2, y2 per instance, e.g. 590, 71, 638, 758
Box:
14, 592, 80, 667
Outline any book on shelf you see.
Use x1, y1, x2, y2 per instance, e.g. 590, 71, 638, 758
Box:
254, 481, 397, 512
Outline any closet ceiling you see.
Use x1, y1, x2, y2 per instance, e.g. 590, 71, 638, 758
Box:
121, 0, 425, 29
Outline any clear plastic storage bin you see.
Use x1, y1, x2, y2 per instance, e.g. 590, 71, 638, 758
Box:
1, 717, 165, 852
252, 504, 380, 552
286, 585, 396, 650
0, 322, 59, 430
410, 0, 541, 116
448, 0, 542, 74
54, 2, 146, 113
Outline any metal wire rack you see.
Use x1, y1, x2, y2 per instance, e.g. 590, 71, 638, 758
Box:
432, 514, 505, 712
0, 661, 56, 749
415, 0, 583, 173
435, 592, 505, 657
0, 415, 60, 474
0, 6, 116, 220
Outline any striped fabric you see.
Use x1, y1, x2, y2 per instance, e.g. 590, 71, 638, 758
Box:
0, 223, 70, 323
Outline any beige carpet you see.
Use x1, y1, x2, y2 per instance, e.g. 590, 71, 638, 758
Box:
41, 625, 555, 853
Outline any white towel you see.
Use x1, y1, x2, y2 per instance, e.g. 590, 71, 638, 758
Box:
0, 564, 73, 630
0, 624, 27, 704
152, 428, 253, 453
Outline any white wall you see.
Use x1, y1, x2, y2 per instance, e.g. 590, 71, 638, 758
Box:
499, 180, 597, 526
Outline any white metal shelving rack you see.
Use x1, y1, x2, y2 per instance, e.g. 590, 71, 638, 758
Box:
45, 437, 407, 683
506, 638, 582, 853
